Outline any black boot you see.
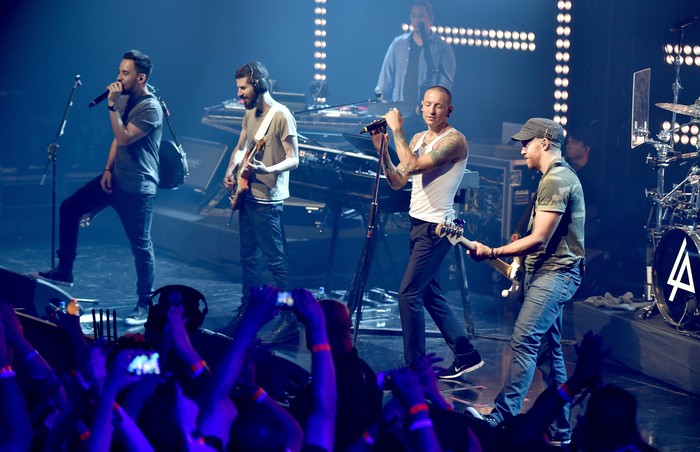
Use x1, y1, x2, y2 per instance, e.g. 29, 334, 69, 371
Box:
262, 310, 299, 344
216, 302, 248, 338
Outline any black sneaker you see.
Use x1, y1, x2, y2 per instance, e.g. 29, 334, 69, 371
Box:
482, 414, 501, 428
464, 407, 500, 428
438, 350, 484, 379
31, 268, 74, 287
125, 305, 149, 325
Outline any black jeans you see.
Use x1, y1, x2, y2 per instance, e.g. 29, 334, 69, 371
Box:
57, 175, 156, 303
398, 218, 474, 367
239, 200, 290, 305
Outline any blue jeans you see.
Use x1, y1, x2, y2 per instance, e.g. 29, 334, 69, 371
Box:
239, 200, 290, 305
491, 267, 581, 438
58, 175, 155, 303
399, 219, 475, 367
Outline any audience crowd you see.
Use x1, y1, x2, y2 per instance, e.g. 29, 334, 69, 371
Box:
0, 285, 657, 451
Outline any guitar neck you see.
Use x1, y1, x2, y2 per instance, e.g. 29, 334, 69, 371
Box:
454, 236, 513, 279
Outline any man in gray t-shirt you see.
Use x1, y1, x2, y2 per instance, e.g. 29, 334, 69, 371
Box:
36, 50, 162, 326
470, 118, 585, 444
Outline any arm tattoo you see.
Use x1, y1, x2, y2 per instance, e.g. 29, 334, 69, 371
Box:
428, 134, 465, 167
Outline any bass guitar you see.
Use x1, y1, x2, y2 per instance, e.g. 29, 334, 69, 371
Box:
436, 221, 523, 301
229, 137, 267, 210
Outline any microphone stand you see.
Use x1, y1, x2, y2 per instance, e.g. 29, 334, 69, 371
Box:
347, 132, 385, 346
40, 74, 82, 271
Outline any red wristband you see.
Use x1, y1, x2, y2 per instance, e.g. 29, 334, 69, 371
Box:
311, 343, 331, 353
409, 403, 429, 416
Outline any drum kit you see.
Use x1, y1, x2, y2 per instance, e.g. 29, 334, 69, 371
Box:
638, 93, 700, 330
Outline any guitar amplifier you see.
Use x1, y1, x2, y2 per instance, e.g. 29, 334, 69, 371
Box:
177, 137, 229, 193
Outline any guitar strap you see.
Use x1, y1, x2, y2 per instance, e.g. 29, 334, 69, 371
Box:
253, 103, 281, 142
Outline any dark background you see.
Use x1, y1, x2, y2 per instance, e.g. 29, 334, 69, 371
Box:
1, 0, 699, 290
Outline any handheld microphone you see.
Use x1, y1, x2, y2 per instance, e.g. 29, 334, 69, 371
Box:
88, 90, 109, 108
89, 85, 125, 108
359, 118, 387, 134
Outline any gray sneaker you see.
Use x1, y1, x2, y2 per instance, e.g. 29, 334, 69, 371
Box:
125, 305, 149, 325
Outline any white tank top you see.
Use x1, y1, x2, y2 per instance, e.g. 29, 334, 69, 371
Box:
409, 128, 467, 224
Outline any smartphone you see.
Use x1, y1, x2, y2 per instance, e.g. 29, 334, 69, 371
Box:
276, 291, 294, 308
127, 352, 161, 376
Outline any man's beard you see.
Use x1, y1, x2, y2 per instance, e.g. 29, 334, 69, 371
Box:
242, 92, 259, 110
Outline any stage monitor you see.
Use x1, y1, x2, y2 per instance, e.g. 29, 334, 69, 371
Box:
178, 136, 229, 193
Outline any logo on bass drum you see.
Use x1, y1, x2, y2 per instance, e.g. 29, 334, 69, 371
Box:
666, 237, 695, 301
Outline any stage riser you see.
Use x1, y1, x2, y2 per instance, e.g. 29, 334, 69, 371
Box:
573, 302, 700, 395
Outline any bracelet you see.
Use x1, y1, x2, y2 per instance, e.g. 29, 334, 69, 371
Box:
362, 431, 375, 445
103, 168, 112, 173
24, 349, 40, 363
489, 247, 497, 260
409, 402, 429, 416
190, 360, 209, 378
311, 343, 331, 353
252, 387, 267, 403
79, 430, 91, 441
409, 418, 434, 431
557, 383, 575, 403
0, 365, 15, 379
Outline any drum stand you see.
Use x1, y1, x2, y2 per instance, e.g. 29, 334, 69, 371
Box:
639, 23, 700, 319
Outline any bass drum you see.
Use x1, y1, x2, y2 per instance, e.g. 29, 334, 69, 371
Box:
652, 227, 700, 328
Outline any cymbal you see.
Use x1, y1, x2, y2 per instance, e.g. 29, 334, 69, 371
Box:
656, 102, 700, 117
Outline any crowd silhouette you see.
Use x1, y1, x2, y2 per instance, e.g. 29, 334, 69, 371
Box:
0, 284, 657, 451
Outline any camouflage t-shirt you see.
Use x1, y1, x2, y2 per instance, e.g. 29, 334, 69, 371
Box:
525, 158, 586, 273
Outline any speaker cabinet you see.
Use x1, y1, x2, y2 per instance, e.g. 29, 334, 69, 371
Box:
178, 136, 229, 193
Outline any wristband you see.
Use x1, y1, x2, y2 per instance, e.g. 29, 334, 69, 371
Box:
489, 247, 497, 260
409, 403, 429, 416
0, 365, 15, 379
252, 387, 268, 403
311, 343, 331, 353
190, 360, 209, 378
409, 418, 434, 431
362, 431, 375, 445
103, 168, 112, 173
557, 383, 575, 403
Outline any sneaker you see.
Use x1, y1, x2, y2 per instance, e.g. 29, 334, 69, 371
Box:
124, 305, 149, 325
550, 434, 571, 446
465, 407, 501, 428
482, 414, 501, 428
438, 350, 484, 379
464, 406, 484, 420
32, 268, 74, 287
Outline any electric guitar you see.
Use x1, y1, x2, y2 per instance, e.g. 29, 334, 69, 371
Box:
228, 137, 267, 210
436, 222, 524, 301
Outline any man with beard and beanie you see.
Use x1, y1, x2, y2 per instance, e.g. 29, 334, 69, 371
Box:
468, 118, 585, 445
218, 62, 299, 344
34, 50, 162, 326
371, 85, 483, 377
